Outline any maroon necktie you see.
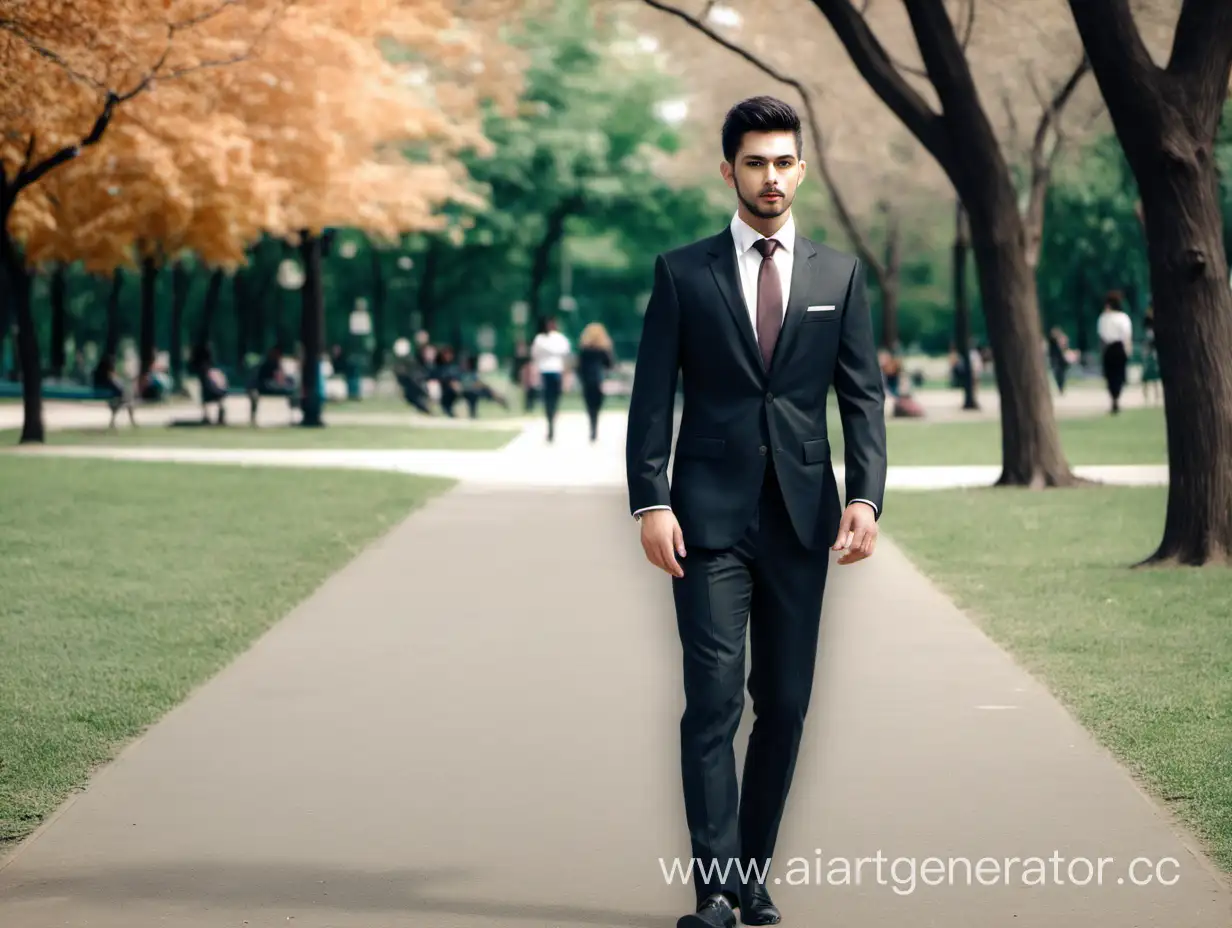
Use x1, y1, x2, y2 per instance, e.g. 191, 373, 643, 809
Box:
753, 237, 783, 368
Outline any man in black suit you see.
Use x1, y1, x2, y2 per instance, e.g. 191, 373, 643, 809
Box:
625, 96, 887, 928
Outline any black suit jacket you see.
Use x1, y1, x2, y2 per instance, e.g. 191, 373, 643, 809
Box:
625, 225, 887, 552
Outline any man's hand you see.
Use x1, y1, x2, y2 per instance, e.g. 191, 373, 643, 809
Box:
832, 502, 878, 565
640, 509, 686, 578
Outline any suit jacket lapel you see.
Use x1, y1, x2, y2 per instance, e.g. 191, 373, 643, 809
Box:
768, 236, 817, 373
706, 229, 764, 374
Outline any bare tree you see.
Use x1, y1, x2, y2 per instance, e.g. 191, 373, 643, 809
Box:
638, 0, 1097, 474
1067, 0, 1232, 566
799, 0, 1090, 486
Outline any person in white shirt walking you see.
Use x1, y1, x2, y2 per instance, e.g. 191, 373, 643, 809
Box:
530, 315, 572, 441
1097, 290, 1133, 414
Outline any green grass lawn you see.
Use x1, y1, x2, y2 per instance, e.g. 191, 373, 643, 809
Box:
827, 406, 1166, 466
885, 485, 1232, 871
0, 423, 515, 451
0, 456, 454, 850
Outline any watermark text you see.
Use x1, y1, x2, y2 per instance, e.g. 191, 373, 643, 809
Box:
658, 852, 1182, 895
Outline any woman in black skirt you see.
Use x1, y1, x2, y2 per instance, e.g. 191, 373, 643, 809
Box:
1097, 290, 1133, 414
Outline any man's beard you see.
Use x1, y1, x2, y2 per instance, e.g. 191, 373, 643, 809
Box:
736, 178, 792, 219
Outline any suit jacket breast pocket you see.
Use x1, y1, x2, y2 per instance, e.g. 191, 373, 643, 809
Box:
802, 303, 840, 323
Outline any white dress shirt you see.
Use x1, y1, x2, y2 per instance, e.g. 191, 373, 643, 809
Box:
633, 211, 877, 521
1097, 310, 1133, 352
531, 330, 571, 373
732, 211, 794, 338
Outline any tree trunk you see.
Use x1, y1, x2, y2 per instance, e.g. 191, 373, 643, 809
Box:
416, 240, 439, 336
139, 255, 159, 379
806, 0, 1076, 486
879, 202, 900, 350
232, 269, 248, 369
49, 262, 68, 378
370, 246, 387, 372
1138, 131, 1232, 564
195, 268, 225, 358
910, 12, 1073, 484
299, 231, 325, 427
170, 259, 189, 391
13, 269, 40, 443
104, 270, 124, 359
967, 201, 1073, 486
0, 271, 9, 381
1067, 0, 1232, 564
1, 223, 43, 443
952, 199, 978, 411
528, 199, 577, 322
1073, 265, 1090, 358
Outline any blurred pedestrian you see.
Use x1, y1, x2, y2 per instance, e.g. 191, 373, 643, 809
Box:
577, 322, 614, 441
531, 315, 571, 442
1047, 327, 1070, 394
1141, 304, 1161, 405
1097, 291, 1133, 414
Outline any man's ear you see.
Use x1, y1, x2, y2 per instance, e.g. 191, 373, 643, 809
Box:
719, 160, 734, 189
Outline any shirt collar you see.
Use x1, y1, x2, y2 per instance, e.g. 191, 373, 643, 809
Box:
731, 211, 796, 256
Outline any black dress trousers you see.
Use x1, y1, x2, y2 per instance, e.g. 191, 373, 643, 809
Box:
670, 458, 831, 904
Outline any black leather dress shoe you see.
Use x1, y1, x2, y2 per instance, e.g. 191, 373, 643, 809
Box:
676, 896, 737, 928
738, 882, 782, 925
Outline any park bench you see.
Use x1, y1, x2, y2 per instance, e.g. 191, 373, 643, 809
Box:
198, 382, 300, 426
245, 384, 300, 425
0, 380, 136, 427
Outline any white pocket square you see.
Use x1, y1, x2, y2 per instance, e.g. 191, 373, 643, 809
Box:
806, 304, 836, 312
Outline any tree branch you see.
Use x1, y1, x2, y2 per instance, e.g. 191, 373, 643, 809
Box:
643, 0, 802, 85
639, 0, 883, 275
170, 0, 246, 33
5, 1, 284, 199
1000, 84, 1021, 155
901, 0, 980, 118
877, 0, 978, 88
12, 91, 120, 194
898, 0, 1006, 180
959, 0, 977, 50
1023, 54, 1091, 268
0, 21, 109, 93
1065, 0, 1162, 149
1166, 0, 1232, 133
1031, 54, 1090, 176
806, 0, 951, 168
18, 133, 37, 178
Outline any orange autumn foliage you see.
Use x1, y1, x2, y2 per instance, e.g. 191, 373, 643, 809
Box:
2, 0, 530, 272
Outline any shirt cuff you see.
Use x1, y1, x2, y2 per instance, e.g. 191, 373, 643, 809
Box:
848, 498, 879, 515
633, 505, 672, 520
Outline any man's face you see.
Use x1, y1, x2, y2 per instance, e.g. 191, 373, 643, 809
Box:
721, 130, 805, 219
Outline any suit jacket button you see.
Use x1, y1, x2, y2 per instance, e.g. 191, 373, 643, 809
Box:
765, 393, 774, 403
759, 445, 767, 455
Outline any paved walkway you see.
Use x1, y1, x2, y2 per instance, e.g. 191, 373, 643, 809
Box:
6, 408, 1168, 490
2, 404, 1224, 928
0, 379, 1159, 434
903, 381, 1160, 422
0, 396, 526, 433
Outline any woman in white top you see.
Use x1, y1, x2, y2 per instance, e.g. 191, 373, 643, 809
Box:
530, 315, 572, 442
1097, 290, 1133, 414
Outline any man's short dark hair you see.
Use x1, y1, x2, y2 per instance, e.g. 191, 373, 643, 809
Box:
721, 96, 803, 163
